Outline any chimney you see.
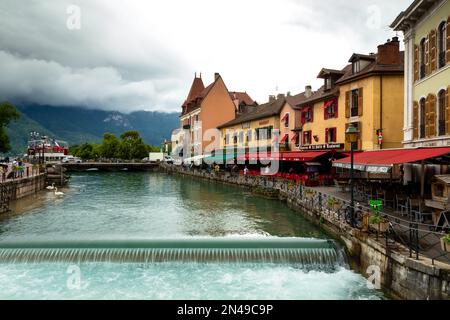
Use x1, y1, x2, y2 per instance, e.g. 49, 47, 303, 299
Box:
305, 85, 312, 98
377, 38, 400, 65
214, 73, 220, 81
269, 95, 276, 102
277, 93, 285, 100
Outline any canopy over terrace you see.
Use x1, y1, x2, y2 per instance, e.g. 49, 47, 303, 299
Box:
333, 147, 450, 173
237, 151, 332, 162
333, 147, 450, 198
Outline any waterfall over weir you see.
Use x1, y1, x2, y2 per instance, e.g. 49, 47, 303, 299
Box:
0, 239, 346, 269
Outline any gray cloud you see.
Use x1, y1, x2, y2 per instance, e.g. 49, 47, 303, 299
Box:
0, 0, 412, 113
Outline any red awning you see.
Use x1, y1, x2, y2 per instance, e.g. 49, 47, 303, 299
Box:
333, 147, 450, 173
281, 113, 289, 121
291, 133, 299, 141
280, 134, 289, 143
280, 151, 328, 162
324, 99, 334, 108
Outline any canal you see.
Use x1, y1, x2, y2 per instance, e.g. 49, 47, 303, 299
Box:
0, 172, 384, 299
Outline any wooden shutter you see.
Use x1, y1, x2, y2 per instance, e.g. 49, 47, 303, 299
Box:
358, 88, 364, 117
345, 123, 350, 151
345, 91, 350, 118
414, 45, 419, 82
325, 128, 329, 143
357, 122, 363, 151
447, 17, 450, 64
430, 29, 437, 72
429, 94, 437, 138
413, 101, 419, 139
425, 34, 430, 76
425, 96, 430, 137
324, 102, 328, 120
446, 87, 450, 135
335, 99, 339, 118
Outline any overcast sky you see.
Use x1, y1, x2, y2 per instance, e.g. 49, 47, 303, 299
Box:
0, 0, 411, 113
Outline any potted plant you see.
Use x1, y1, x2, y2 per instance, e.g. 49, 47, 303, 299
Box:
441, 233, 450, 253
327, 197, 341, 211
304, 188, 314, 199
369, 213, 390, 233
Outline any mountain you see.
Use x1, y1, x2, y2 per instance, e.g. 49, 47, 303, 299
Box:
6, 104, 180, 155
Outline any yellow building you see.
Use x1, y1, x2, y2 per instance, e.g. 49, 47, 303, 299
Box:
392, 0, 450, 148
335, 38, 405, 151
218, 97, 286, 152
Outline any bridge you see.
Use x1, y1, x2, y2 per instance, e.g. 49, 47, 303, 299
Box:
61, 162, 160, 172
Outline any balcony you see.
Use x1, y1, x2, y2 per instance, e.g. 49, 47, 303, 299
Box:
439, 52, 446, 69
183, 124, 191, 130
439, 120, 446, 136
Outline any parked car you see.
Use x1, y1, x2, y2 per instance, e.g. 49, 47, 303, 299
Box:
62, 156, 82, 163
164, 156, 174, 164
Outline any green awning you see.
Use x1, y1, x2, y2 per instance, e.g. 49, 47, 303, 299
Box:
204, 153, 237, 164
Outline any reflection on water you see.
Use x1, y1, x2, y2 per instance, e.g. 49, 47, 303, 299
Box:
1, 172, 326, 240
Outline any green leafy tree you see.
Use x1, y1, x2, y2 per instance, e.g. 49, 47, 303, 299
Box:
0, 102, 20, 153
118, 131, 148, 160
77, 143, 94, 160
69, 144, 80, 156
100, 133, 120, 159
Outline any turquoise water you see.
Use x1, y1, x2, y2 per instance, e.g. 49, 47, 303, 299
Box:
0, 172, 384, 300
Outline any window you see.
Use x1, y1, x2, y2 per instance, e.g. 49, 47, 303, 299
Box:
256, 126, 273, 141
325, 77, 333, 90
420, 38, 426, 79
284, 114, 290, 128
438, 22, 447, 69
247, 130, 252, 142
326, 128, 337, 143
438, 90, 446, 136
295, 134, 300, 147
420, 98, 426, 139
239, 131, 244, 144
352, 61, 360, 74
301, 107, 313, 123
436, 184, 445, 198
324, 99, 338, 119
303, 131, 312, 145
351, 89, 359, 117
349, 122, 360, 150
233, 135, 238, 145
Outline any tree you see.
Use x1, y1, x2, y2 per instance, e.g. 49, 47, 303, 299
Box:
118, 131, 148, 160
100, 133, 120, 159
0, 102, 20, 153
77, 143, 94, 160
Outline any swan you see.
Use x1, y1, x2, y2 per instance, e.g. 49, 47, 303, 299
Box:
54, 187, 65, 196
46, 183, 55, 190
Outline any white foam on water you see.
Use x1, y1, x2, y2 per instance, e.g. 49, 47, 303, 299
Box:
0, 263, 384, 300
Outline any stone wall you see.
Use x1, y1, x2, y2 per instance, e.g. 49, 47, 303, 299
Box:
161, 164, 450, 300
3, 174, 46, 202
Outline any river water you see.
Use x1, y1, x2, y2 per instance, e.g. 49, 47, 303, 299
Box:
0, 172, 384, 300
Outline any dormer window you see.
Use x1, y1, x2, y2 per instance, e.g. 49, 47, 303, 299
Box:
325, 78, 333, 90
352, 61, 361, 73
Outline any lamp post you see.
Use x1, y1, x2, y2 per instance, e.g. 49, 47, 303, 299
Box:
345, 124, 360, 228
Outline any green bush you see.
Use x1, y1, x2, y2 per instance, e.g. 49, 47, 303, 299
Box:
369, 213, 386, 225
442, 233, 450, 244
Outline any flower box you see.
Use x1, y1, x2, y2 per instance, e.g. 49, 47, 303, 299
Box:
441, 238, 450, 253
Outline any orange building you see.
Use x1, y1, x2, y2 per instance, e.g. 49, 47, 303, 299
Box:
178, 73, 254, 157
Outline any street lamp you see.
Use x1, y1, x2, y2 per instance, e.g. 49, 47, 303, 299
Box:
345, 124, 360, 227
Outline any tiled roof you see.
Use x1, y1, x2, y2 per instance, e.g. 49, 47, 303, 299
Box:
183, 77, 205, 108
218, 97, 286, 128
294, 86, 340, 109
336, 52, 404, 85
230, 92, 255, 106
286, 92, 308, 106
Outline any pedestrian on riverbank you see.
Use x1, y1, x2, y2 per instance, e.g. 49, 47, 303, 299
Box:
244, 166, 249, 175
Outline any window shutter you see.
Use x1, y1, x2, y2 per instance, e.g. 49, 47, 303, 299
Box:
358, 88, 364, 117
325, 128, 329, 143
345, 92, 350, 118
414, 45, 419, 82
345, 123, 350, 151
301, 111, 305, 124
425, 34, 430, 76
324, 103, 328, 120
430, 29, 437, 72
446, 87, 450, 135
357, 122, 363, 151
447, 17, 450, 64
413, 101, 419, 139
429, 94, 436, 137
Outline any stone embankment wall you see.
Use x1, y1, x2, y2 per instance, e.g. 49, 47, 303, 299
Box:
2, 174, 46, 203
161, 164, 450, 300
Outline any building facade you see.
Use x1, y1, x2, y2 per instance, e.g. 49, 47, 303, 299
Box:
178, 73, 238, 157
392, 0, 450, 148
335, 38, 405, 151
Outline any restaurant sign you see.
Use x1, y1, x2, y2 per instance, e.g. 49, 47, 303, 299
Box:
300, 143, 344, 151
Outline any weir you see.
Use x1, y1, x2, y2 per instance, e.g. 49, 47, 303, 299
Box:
0, 238, 346, 269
